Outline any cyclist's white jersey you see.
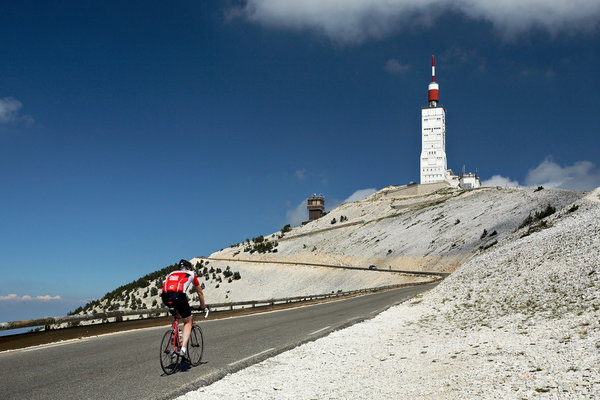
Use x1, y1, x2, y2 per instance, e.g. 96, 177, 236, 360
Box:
161, 270, 200, 293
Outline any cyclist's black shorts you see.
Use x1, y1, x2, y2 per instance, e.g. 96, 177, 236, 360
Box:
161, 292, 192, 319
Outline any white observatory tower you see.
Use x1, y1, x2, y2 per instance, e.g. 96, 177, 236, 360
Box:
420, 55, 449, 185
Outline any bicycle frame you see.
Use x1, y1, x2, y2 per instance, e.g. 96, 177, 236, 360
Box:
168, 307, 209, 351
169, 309, 183, 351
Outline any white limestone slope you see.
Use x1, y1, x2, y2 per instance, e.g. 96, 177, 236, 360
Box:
178, 188, 600, 399
214, 185, 583, 273
187, 259, 432, 304
76, 185, 585, 321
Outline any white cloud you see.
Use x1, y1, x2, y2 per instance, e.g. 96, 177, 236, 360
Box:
286, 198, 309, 226
343, 188, 377, 203
524, 158, 600, 191
36, 295, 62, 301
233, 0, 600, 43
0, 97, 34, 125
384, 59, 411, 75
482, 158, 600, 191
295, 168, 307, 180
0, 293, 62, 301
481, 174, 520, 188
459, 0, 600, 38
328, 188, 378, 211
0, 98, 23, 123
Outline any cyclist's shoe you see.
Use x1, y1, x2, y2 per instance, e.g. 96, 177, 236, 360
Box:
179, 350, 191, 364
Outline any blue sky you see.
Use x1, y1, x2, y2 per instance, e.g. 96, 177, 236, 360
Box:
1, 1, 600, 323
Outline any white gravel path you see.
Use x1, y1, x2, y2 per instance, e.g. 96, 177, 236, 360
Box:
177, 188, 600, 400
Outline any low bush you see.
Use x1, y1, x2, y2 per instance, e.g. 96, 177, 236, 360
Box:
479, 240, 498, 250
518, 204, 556, 229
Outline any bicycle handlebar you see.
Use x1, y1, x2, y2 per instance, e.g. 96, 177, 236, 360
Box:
191, 306, 210, 318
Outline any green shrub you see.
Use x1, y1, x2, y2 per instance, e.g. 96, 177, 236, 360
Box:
519, 214, 534, 229
536, 204, 556, 219
479, 240, 498, 250
519, 204, 556, 229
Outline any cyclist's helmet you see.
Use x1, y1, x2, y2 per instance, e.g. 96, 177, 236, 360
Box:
178, 259, 193, 270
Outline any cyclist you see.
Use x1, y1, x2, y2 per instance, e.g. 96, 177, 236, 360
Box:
160, 259, 206, 361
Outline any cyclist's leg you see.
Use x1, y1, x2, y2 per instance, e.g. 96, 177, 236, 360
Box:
181, 315, 193, 350
177, 295, 193, 351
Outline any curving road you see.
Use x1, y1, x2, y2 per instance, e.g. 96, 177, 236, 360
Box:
0, 283, 437, 400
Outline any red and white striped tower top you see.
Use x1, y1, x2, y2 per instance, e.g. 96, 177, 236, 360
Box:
428, 55, 439, 107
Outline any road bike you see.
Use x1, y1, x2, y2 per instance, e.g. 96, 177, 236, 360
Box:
159, 306, 209, 375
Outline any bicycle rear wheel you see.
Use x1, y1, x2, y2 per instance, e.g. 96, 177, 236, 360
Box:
187, 324, 204, 366
159, 330, 179, 375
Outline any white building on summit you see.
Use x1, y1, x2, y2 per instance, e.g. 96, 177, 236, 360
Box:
419, 56, 480, 189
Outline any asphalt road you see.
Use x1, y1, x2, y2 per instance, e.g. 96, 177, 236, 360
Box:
0, 283, 436, 400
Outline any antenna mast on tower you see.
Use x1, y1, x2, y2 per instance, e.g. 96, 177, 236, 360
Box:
428, 55, 439, 108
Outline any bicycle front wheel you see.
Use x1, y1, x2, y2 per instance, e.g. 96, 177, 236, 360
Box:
187, 324, 204, 366
159, 330, 179, 375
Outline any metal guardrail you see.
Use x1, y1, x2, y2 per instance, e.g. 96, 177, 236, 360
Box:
0, 280, 439, 332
